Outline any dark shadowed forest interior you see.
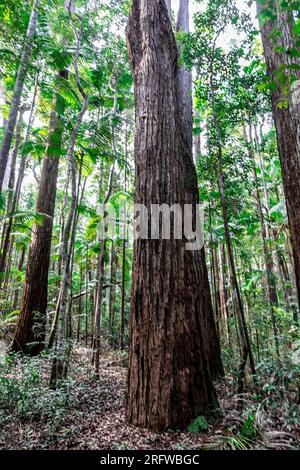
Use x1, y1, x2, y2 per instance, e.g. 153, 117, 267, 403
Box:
0, 0, 300, 453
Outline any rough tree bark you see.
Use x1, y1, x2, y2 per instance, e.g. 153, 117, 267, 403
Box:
11, 70, 68, 355
257, 1, 300, 311
126, 0, 218, 432
254, 126, 299, 324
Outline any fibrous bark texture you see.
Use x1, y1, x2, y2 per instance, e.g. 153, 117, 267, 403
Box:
257, 2, 300, 310
126, 0, 218, 432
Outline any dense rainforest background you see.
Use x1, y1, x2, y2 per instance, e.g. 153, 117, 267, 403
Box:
0, 0, 300, 451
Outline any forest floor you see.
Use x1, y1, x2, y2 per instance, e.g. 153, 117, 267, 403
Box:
0, 346, 299, 450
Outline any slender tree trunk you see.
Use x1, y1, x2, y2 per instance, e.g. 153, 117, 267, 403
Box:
255, 126, 299, 324
92, 164, 116, 369
49, 159, 83, 387
217, 140, 256, 391
257, 1, 300, 310
12, 245, 26, 310
14, 72, 39, 208
193, 129, 201, 163
11, 70, 68, 355
77, 264, 83, 342
120, 118, 128, 351
248, 124, 280, 360
92, 162, 116, 371
85, 244, 89, 346
48, 13, 89, 353
48, 97, 88, 350
274, 228, 299, 323
176, 0, 193, 153
210, 82, 255, 390
208, 204, 217, 316
108, 242, 117, 347
0, 73, 38, 291
220, 244, 231, 346
213, 245, 222, 331
120, 238, 126, 350
6, 107, 25, 211
53, 174, 87, 374
92, 80, 118, 374
93, 240, 106, 376
57, 170, 70, 277
0, 0, 40, 189
0, 107, 25, 275
126, 0, 217, 432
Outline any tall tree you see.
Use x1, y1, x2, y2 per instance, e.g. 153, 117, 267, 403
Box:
0, 106, 26, 275
176, 0, 193, 152
0, 0, 40, 190
48, 8, 89, 352
11, 69, 68, 355
247, 123, 280, 360
126, 0, 217, 432
257, 1, 300, 310
190, 0, 257, 389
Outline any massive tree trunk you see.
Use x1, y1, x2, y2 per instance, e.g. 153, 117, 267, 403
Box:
126, 0, 217, 432
0, 0, 40, 190
257, 1, 300, 311
11, 70, 68, 355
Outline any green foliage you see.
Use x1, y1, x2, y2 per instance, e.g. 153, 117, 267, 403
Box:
187, 415, 209, 433
0, 353, 73, 423
203, 434, 254, 450
240, 414, 257, 440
